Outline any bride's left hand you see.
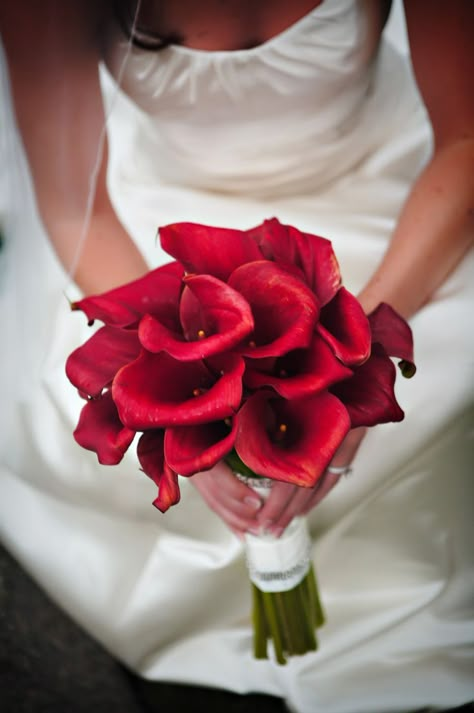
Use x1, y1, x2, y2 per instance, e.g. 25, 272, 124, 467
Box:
255, 427, 367, 537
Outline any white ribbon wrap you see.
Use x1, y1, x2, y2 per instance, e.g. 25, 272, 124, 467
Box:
236, 475, 311, 593
244, 516, 311, 593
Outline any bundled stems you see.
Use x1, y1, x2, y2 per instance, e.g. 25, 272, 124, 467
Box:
228, 452, 325, 664
251, 564, 325, 665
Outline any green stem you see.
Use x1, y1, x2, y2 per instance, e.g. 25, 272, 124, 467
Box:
295, 580, 317, 652
252, 584, 269, 659
306, 564, 325, 628
262, 591, 287, 665
274, 591, 294, 654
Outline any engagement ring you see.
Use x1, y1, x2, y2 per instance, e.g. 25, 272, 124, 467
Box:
327, 465, 353, 478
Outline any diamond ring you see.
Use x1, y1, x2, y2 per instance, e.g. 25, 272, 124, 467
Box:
327, 464, 353, 477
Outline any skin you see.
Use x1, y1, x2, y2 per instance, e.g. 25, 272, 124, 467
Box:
1, 0, 473, 537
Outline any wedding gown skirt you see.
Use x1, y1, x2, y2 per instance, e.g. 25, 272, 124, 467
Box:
1, 2, 473, 711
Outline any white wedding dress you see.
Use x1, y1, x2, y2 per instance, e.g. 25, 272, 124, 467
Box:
1, 2, 473, 711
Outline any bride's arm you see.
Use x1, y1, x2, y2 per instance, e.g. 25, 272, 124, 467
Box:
358, 0, 474, 318
195, 1, 474, 536
1, 1, 264, 537
0, 0, 148, 294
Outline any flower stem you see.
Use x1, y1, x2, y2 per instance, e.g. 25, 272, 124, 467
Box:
261, 591, 287, 665
306, 563, 325, 628
250, 567, 325, 663
252, 584, 268, 659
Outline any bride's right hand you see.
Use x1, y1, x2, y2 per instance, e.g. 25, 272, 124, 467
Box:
191, 462, 264, 538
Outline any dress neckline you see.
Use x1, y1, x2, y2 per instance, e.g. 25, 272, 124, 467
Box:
134, 1, 330, 59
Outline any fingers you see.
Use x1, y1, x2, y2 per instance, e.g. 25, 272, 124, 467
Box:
191, 462, 263, 535
300, 471, 342, 514
256, 482, 316, 537
191, 427, 368, 539
330, 426, 366, 467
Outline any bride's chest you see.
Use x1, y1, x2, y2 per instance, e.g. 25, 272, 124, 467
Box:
126, 0, 324, 51
105, 0, 384, 122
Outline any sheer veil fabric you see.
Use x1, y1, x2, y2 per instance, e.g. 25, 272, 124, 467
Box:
1, 1, 473, 711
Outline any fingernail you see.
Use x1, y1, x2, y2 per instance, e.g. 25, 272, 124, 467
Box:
247, 525, 263, 536
261, 519, 274, 535
269, 526, 284, 539
244, 496, 262, 510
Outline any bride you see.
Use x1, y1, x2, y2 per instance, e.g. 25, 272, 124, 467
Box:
0, 1, 473, 711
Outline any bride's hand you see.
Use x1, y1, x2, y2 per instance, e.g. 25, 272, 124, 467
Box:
191, 461, 264, 538
255, 427, 366, 536
191, 427, 366, 538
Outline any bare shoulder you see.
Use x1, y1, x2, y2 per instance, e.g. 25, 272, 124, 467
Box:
403, 0, 474, 144
0, 0, 111, 63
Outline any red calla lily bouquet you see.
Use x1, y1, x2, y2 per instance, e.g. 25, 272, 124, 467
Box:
66, 218, 415, 664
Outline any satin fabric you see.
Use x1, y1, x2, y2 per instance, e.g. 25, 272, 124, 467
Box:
1, 2, 473, 711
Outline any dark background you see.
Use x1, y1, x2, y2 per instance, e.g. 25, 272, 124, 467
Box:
1, 545, 472, 713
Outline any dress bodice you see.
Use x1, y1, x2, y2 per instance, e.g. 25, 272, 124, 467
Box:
103, 0, 419, 198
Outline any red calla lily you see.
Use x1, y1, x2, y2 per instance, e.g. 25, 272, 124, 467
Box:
331, 344, 405, 427
165, 418, 238, 476
113, 351, 245, 429
228, 261, 319, 358
317, 287, 371, 366
160, 222, 263, 282
247, 218, 341, 306
72, 262, 184, 328
66, 218, 416, 514
137, 431, 180, 512
74, 390, 135, 465
368, 303, 416, 377
244, 333, 353, 399
66, 326, 141, 398
139, 273, 254, 360
234, 391, 351, 487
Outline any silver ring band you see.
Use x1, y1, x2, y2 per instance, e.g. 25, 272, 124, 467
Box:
327, 465, 353, 477
234, 472, 274, 489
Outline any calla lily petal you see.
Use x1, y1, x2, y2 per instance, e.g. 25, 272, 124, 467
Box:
165, 418, 237, 476
137, 431, 180, 512
66, 326, 141, 397
247, 218, 341, 305
368, 303, 416, 377
228, 261, 319, 357
113, 351, 244, 429
244, 333, 353, 398
317, 287, 371, 365
72, 262, 184, 328
73, 390, 135, 465
139, 274, 254, 360
331, 344, 404, 427
234, 391, 350, 487
160, 222, 263, 281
